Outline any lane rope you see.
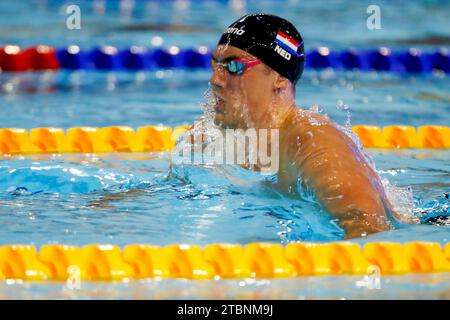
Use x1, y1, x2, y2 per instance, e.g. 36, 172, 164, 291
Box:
1, 45, 449, 73
0, 125, 449, 155
1, 242, 449, 281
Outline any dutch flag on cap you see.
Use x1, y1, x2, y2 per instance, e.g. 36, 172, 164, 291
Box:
275, 31, 302, 57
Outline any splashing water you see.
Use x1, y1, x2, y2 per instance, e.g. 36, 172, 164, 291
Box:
336, 99, 352, 130
200, 87, 217, 121
381, 177, 417, 222
414, 193, 449, 226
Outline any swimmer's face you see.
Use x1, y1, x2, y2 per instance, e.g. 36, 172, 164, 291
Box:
210, 45, 280, 129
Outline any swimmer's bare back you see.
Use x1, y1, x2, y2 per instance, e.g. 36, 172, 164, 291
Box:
277, 109, 393, 238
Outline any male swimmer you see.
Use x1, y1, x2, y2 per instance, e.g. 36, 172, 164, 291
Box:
189, 14, 401, 239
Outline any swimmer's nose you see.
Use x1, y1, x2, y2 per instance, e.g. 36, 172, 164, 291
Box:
210, 65, 226, 89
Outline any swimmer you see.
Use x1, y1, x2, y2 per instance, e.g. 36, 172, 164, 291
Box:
190, 14, 401, 239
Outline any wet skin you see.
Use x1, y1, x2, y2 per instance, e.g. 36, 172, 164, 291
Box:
203, 44, 397, 239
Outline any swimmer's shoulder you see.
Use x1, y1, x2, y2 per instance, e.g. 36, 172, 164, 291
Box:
281, 107, 361, 163
283, 108, 336, 141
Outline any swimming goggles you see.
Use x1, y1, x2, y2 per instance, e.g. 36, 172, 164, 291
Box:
211, 58, 262, 75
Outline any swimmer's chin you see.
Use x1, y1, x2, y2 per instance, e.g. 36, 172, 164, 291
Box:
213, 113, 229, 128
213, 116, 239, 129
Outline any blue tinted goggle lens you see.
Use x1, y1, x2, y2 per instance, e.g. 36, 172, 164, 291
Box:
212, 59, 246, 75
227, 61, 245, 74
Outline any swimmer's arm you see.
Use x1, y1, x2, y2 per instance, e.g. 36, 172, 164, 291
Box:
292, 124, 391, 238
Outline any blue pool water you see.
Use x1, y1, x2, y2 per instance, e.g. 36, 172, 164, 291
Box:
1, 0, 449, 299
0, 149, 449, 247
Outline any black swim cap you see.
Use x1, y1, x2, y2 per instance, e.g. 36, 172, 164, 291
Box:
218, 13, 305, 84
